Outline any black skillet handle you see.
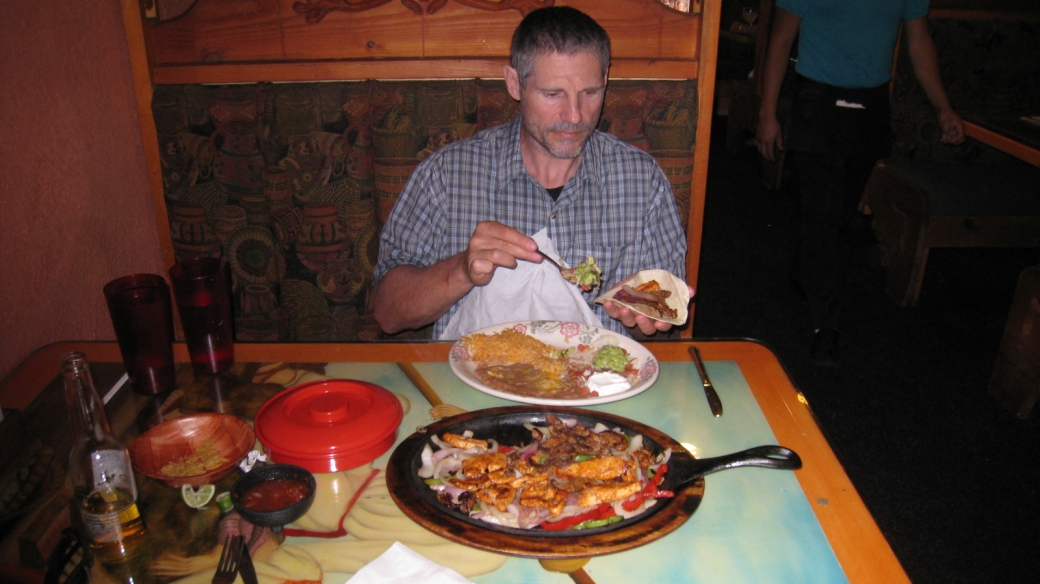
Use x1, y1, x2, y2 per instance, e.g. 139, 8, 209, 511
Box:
670, 445, 802, 488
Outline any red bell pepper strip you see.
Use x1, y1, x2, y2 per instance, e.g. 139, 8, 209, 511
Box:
622, 464, 674, 511
621, 489, 675, 511
540, 503, 616, 531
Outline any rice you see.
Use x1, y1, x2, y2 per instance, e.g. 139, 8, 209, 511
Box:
461, 329, 567, 377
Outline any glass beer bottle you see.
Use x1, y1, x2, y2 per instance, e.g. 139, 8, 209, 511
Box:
62, 352, 147, 562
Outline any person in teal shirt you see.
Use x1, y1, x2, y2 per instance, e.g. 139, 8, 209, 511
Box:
755, 0, 964, 364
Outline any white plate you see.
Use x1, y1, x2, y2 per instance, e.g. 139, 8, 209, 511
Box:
448, 321, 659, 406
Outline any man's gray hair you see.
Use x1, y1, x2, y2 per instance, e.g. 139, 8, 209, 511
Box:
510, 6, 611, 89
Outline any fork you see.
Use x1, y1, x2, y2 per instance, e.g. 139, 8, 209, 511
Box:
212, 534, 242, 584
537, 249, 565, 271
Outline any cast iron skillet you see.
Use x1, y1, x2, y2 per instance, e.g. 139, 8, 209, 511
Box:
386, 405, 801, 559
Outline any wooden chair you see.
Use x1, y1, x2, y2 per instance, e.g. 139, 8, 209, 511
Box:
862, 159, 1040, 306
988, 264, 1040, 419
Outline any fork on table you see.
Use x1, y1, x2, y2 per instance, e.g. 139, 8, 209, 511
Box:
212, 534, 242, 584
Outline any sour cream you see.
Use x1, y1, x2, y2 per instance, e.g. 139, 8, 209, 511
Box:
586, 372, 632, 396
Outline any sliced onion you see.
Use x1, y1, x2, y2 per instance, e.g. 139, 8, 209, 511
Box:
592, 422, 610, 434
524, 423, 549, 439
625, 434, 644, 453
487, 438, 499, 453
431, 447, 462, 464
649, 448, 673, 472
561, 418, 578, 428
518, 440, 540, 461
418, 444, 435, 478
480, 502, 519, 528
518, 504, 550, 529
433, 456, 462, 479
441, 483, 468, 501
612, 497, 657, 519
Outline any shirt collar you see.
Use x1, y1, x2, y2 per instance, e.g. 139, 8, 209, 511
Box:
499, 117, 528, 185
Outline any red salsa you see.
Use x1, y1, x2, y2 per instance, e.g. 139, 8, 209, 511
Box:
241, 478, 309, 511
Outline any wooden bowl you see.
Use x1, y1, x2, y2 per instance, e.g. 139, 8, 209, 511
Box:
130, 413, 255, 488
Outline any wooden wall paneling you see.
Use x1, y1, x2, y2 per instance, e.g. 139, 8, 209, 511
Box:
422, 2, 521, 59
148, 58, 704, 86
144, 0, 703, 74
578, 0, 700, 61
283, 3, 426, 60
147, 0, 286, 64
151, 60, 510, 84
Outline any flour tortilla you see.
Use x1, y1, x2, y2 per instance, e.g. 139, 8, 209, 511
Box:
594, 269, 690, 326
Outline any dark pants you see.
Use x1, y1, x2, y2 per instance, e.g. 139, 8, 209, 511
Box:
786, 74, 891, 330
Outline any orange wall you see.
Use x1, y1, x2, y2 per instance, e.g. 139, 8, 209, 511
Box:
0, 0, 164, 385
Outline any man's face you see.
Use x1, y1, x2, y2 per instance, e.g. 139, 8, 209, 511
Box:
506, 50, 607, 160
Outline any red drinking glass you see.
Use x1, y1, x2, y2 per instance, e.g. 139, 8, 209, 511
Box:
169, 258, 235, 375
103, 274, 177, 395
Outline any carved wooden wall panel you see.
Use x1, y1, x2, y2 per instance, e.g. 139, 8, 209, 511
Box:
144, 0, 702, 83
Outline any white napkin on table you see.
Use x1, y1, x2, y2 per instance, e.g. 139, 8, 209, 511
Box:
345, 541, 474, 584
440, 228, 603, 339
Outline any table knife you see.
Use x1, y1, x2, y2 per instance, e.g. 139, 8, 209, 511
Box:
689, 346, 723, 417
238, 539, 260, 584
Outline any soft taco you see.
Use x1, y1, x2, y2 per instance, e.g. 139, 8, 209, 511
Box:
594, 269, 690, 326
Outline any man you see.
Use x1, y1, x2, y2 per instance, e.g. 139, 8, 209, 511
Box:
755, 0, 964, 364
372, 6, 689, 339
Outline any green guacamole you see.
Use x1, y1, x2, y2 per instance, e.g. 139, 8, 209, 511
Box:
561, 255, 603, 291
592, 345, 630, 373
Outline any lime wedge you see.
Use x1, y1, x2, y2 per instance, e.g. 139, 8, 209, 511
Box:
181, 484, 216, 509
215, 491, 233, 514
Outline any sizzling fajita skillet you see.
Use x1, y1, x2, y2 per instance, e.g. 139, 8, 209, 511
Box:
386, 406, 801, 559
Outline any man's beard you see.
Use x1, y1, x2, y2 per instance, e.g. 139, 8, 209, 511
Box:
523, 118, 594, 160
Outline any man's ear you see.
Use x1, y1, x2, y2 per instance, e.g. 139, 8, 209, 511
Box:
504, 65, 522, 101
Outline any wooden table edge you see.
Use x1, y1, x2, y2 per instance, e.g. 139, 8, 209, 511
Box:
1, 339, 908, 583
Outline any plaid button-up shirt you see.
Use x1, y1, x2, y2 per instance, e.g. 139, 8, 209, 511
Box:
373, 117, 687, 338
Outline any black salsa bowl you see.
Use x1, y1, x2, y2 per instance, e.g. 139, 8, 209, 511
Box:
230, 463, 316, 529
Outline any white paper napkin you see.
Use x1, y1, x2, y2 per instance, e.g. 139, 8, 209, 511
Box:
440, 228, 603, 339
345, 541, 474, 584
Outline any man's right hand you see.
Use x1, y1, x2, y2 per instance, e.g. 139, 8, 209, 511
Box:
462, 221, 542, 287
756, 115, 784, 162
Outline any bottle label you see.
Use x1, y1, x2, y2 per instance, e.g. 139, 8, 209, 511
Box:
91, 450, 137, 499
80, 489, 140, 545
82, 509, 125, 544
